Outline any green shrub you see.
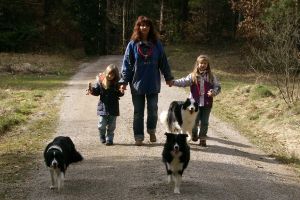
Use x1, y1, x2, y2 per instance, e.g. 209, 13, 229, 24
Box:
251, 85, 274, 99
0, 114, 26, 134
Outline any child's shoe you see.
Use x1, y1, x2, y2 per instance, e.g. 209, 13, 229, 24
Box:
199, 139, 207, 147
100, 135, 106, 144
106, 141, 113, 146
192, 135, 198, 142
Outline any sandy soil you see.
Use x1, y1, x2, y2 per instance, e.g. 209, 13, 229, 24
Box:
25, 55, 300, 200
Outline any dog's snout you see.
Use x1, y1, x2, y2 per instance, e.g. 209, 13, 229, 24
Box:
51, 159, 58, 168
188, 105, 196, 113
174, 144, 179, 151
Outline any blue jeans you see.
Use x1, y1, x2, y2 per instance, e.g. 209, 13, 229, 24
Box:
131, 93, 158, 141
98, 115, 117, 142
192, 107, 211, 139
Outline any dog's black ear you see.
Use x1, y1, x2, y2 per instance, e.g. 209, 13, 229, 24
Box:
182, 99, 189, 110
179, 134, 188, 138
182, 99, 190, 109
165, 133, 175, 140
165, 132, 172, 136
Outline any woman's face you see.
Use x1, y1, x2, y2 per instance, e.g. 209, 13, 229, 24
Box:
197, 59, 208, 71
139, 23, 150, 37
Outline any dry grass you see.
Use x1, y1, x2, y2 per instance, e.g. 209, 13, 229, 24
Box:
0, 53, 80, 199
0, 53, 79, 75
214, 84, 300, 159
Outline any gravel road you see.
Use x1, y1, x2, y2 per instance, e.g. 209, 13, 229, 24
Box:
26, 55, 300, 200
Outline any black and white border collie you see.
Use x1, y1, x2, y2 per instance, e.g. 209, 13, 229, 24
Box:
160, 98, 199, 141
44, 136, 83, 191
162, 133, 190, 194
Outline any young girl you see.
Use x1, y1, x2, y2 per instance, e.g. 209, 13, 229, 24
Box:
171, 55, 221, 147
87, 64, 124, 146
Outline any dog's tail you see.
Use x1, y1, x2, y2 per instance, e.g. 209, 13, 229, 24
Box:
159, 110, 168, 125
160, 101, 181, 132
72, 150, 83, 163
160, 110, 175, 132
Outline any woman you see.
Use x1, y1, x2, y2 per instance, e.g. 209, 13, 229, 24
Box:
119, 16, 173, 146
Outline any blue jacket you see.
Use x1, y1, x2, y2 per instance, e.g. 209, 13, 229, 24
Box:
120, 40, 173, 95
90, 82, 124, 116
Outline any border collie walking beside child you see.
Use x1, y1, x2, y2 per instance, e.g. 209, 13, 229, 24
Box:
169, 55, 221, 147
87, 64, 124, 146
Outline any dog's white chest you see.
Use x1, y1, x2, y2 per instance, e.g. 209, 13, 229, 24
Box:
181, 111, 197, 123
169, 156, 184, 172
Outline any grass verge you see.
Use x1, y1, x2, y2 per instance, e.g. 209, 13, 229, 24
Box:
0, 53, 81, 199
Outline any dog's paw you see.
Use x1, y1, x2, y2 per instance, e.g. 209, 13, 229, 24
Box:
174, 187, 180, 194
57, 184, 63, 192
187, 135, 192, 142
50, 185, 56, 190
167, 175, 172, 184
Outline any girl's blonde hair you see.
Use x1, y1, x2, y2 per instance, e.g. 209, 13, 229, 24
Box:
102, 64, 120, 89
191, 55, 214, 84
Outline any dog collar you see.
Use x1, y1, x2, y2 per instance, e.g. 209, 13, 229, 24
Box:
47, 145, 63, 153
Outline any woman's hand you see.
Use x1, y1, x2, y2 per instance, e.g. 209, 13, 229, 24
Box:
166, 80, 174, 87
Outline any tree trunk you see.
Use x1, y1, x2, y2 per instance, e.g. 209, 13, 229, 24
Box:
177, 0, 189, 39
98, 0, 107, 55
159, 0, 164, 33
122, 0, 136, 51
296, 0, 300, 15
122, 0, 127, 50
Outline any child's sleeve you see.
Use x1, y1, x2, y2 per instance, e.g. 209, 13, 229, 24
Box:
90, 82, 101, 96
212, 75, 221, 96
116, 85, 125, 97
173, 74, 193, 87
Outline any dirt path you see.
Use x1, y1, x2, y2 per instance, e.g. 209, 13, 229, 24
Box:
27, 56, 300, 200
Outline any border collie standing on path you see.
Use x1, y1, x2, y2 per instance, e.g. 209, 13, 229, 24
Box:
162, 133, 190, 194
44, 136, 83, 191
160, 98, 199, 141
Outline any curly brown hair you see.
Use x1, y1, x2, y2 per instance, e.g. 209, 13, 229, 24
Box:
130, 16, 159, 43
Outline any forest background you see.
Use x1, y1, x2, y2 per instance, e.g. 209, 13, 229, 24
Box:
0, 1, 300, 196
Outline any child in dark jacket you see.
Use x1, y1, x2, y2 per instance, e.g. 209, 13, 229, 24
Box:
170, 55, 221, 147
87, 64, 124, 145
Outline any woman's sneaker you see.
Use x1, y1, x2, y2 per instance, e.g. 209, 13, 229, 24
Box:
106, 141, 113, 146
